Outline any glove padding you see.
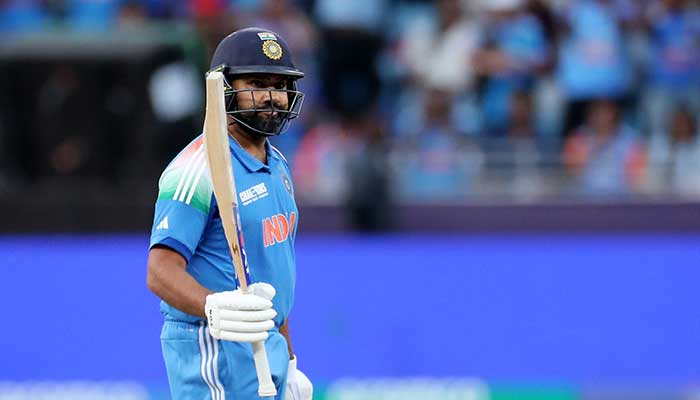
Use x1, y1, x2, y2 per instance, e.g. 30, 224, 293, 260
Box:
285, 357, 313, 400
205, 282, 277, 342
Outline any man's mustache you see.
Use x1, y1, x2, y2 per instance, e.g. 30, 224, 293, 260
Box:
256, 101, 285, 112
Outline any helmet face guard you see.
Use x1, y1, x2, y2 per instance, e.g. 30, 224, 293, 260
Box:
210, 65, 305, 137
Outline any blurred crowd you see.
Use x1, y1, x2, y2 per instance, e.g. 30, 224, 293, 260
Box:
2, 0, 700, 214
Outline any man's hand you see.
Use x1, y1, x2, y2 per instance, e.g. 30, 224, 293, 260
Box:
285, 357, 313, 400
205, 282, 277, 342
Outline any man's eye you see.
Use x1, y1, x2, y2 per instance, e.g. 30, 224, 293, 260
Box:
275, 82, 286, 90
251, 80, 264, 87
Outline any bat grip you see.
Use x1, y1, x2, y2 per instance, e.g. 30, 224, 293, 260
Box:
240, 286, 276, 397
252, 340, 277, 397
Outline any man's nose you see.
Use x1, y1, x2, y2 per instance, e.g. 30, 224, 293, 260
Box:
260, 90, 286, 109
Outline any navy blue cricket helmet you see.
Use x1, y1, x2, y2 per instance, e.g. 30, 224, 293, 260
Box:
209, 27, 305, 137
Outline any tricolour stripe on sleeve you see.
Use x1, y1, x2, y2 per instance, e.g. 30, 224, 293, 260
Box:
175, 147, 205, 201
184, 158, 208, 205
157, 137, 213, 214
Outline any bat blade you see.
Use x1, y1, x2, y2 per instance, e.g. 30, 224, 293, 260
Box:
203, 71, 277, 397
203, 71, 249, 288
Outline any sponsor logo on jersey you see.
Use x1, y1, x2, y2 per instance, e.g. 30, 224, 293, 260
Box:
155, 216, 169, 230
262, 212, 297, 247
239, 182, 268, 206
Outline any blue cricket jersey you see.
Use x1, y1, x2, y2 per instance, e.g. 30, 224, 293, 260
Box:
149, 134, 298, 328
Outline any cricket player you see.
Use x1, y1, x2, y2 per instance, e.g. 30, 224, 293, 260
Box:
146, 27, 312, 400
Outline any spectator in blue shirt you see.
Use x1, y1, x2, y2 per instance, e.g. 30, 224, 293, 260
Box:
473, 0, 549, 135
642, 0, 700, 137
564, 99, 647, 195
556, 0, 632, 136
647, 106, 700, 195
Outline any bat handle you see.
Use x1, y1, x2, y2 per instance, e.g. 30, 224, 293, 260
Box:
240, 283, 275, 396
252, 340, 277, 397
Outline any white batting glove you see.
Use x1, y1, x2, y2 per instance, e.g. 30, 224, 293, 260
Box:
285, 356, 313, 400
205, 282, 277, 342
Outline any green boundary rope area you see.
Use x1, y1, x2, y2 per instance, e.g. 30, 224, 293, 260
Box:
317, 379, 579, 400
489, 386, 578, 400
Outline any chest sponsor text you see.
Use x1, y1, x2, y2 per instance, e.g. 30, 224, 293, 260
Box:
263, 212, 297, 247
239, 182, 268, 206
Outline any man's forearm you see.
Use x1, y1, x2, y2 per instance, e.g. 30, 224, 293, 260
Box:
280, 318, 295, 359
147, 247, 212, 318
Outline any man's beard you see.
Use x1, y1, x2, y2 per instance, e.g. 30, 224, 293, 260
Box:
235, 111, 286, 137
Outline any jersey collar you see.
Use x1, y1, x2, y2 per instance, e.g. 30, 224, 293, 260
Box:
228, 135, 278, 173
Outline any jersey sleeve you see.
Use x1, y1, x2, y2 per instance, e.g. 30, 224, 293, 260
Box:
150, 138, 213, 261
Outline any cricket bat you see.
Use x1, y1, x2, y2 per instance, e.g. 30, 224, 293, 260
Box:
203, 71, 277, 397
